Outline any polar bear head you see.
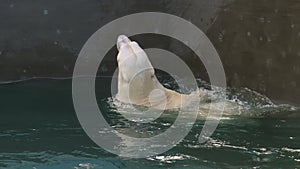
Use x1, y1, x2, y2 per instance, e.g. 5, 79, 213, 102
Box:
116, 35, 167, 106
116, 35, 154, 83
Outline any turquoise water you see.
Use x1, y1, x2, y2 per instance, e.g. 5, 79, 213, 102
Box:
0, 78, 300, 168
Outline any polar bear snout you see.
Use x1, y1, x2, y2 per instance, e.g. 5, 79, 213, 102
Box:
117, 35, 131, 51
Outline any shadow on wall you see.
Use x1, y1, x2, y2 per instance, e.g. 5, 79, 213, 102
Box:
0, 0, 299, 105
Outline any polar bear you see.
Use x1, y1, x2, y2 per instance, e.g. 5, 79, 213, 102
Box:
116, 35, 196, 110
116, 35, 249, 118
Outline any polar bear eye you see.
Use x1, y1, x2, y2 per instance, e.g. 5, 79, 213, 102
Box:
151, 74, 155, 79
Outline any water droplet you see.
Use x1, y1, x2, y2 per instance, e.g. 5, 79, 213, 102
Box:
258, 82, 266, 92
281, 51, 286, 58
259, 36, 263, 41
291, 24, 295, 29
43, 9, 48, 15
54, 41, 58, 45
101, 64, 108, 72
56, 29, 61, 34
239, 15, 244, 21
223, 8, 229, 12
267, 37, 272, 42
218, 32, 224, 42
63, 65, 69, 71
275, 9, 279, 13
0, 51, 2, 55
247, 32, 251, 36
23, 69, 27, 73
259, 17, 265, 23
298, 32, 300, 37
266, 58, 272, 67
293, 66, 300, 74
9, 4, 14, 8
232, 73, 240, 86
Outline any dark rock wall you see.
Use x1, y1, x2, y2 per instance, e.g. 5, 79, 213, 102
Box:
0, 0, 299, 105
206, 0, 300, 105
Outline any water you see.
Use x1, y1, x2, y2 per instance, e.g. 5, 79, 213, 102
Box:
0, 78, 300, 168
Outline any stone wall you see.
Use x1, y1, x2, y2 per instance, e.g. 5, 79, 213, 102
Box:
0, 0, 299, 105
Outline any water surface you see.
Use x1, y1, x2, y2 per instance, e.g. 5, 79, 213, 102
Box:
0, 78, 300, 168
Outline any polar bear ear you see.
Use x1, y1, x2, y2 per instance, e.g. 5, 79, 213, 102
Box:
117, 35, 131, 51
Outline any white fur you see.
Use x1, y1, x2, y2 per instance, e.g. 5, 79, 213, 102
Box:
116, 35, 186, 109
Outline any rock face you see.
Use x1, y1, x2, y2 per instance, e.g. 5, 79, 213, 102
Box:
0, 0, 299, 105
206, 0, 300, 105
